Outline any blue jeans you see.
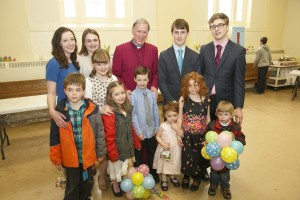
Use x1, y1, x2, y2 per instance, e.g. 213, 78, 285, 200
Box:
210, 168, 230, 189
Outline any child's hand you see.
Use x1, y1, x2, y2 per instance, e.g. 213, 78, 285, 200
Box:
98, 157, 104, 162
170, 121, 179, 131
54, 164, 62, 171
101, 105, 114, 115
138, 134, 144, 141
201, 141, 208, 146
163, 143, 170, 150
177, 137, 184, 147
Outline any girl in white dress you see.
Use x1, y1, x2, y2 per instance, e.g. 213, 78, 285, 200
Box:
84, 48, 117, 197
153, 102, 183, 191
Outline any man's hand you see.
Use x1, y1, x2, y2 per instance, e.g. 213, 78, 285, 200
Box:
151, 86, 158, 100
234, 107, 243, 124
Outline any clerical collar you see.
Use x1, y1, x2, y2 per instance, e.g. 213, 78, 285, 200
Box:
131, 39, 144, 49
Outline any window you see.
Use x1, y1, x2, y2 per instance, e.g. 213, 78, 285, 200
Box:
62, 0, 132, 25
207, 0, 251, 26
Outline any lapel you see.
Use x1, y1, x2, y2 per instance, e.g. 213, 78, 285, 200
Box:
218, 40, 233, 70
182, 47, 190, 74
208, 42, 217, 72
168, 46, 181, 75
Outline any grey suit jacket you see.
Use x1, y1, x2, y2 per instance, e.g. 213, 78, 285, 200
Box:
158, 46, 200, 104
199, 40, 246, 108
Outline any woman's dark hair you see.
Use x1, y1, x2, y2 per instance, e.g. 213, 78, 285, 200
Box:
51, 27, 80, 70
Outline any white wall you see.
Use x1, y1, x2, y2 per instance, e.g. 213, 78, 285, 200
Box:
0, 0, 298, 82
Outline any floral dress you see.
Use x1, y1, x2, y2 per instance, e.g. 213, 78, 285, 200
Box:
181, 97, 210, 177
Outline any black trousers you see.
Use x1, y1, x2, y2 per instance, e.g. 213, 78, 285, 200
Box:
64, 164, 94, 200
209, 94, 217, 122
256, 66, 269, 93
134, 136, 157, 174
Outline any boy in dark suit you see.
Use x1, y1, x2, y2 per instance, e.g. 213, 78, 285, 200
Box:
158, 18, 200, 104
158, 19, 209, 181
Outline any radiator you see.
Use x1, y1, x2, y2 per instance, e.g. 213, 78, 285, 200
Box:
0, 60, 48, 82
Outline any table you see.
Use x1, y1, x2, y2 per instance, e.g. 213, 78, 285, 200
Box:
0, 95, 49, 159
290, 70, 300, 101
267, 64, 300, 90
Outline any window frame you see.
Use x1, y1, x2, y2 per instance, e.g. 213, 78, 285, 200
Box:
207, 0, 251, 27
61, 0, 133, 27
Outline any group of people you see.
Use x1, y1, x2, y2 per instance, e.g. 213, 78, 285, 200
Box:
47, 12, 247, 200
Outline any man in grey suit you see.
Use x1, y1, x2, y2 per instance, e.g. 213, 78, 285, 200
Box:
199, 13, 246, 124
158, 19, 200, 104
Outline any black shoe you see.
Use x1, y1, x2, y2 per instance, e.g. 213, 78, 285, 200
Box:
111, 183, 122, 197
169, 177, 180, 187
152, 173, 160, 183
200, 169, 210, 182
221, 188, 232, 199
189, 180, 200, 191
181, 177, 189, 189
161, 181, 168, 191
208, 184, 217, 196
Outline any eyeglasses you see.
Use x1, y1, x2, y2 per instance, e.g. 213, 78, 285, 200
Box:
210, 23, 226, 30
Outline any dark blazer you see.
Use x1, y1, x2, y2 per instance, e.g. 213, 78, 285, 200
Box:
158, 46, 200, 104
199, 40, 246, 108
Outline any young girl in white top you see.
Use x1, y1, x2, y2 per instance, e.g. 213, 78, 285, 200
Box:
84, 48, 117, 195
78, 28, 100, 78
153, 102, 183, 191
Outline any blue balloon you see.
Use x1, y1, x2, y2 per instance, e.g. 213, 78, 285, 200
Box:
225, 159, 240, 170
230, 141, 244, 155
142, 176, 155, 189
206, 142, 221, 157
120, 178, 134, 192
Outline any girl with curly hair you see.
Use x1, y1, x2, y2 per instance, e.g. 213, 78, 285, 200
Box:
178, 71, 210, 191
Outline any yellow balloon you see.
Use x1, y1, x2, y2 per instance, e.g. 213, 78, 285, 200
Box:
201, 146, 212, 160
221, 147, 238, 163
142, 189, 151, 199
132, 172, 144, 186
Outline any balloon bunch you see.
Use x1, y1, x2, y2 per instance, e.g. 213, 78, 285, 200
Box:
121, 164, 155, 199
201, 131, 244, 170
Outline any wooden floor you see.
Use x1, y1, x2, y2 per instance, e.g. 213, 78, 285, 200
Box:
1, 88, 300, 200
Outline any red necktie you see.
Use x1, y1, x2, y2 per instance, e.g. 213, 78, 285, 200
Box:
215, 45, 222, 68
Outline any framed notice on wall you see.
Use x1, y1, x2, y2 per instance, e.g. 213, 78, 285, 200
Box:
232, 27, 245, 47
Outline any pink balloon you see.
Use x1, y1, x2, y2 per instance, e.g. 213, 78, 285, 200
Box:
126, 191, 135, 200
127, 166, 137, 179
137, 164, 150, 177
217, 131, 233, 148
210, 156, 225, 170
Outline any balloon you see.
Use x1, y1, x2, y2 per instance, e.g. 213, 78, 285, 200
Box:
230, 141, 244, 155
201, 146, 212, 160
226, 159, 240, 170
132, 185, 145, 199
120, 179, 134, 192
137, 164, 150, 177
142, 189, 151, 199
205, 131, 218, 143
210, 156, 226, 170
217, 131, 233, 148
127, 166, 137, 179
132, 172, 144, 186
206, 142, 221, 157
142, 176, 155, 189
126, 191, 135, 200
220, 147, 238, 163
